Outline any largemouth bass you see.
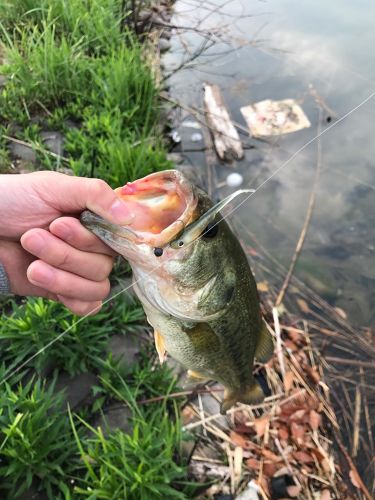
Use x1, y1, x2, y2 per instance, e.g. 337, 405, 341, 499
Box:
81, 170, 274, 413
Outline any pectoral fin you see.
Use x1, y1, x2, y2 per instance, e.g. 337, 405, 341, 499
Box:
255, 322, 274, 363
221, 380, 265, 414
187, 370, 209, 383
154, 330, 167, 364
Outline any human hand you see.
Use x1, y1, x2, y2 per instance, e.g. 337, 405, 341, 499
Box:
0, 171, 133, 315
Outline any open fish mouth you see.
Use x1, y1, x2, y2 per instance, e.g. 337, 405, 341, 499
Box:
81, 170, 198, 248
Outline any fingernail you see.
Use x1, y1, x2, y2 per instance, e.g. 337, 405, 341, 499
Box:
29, 263, 55, 286
24, 232, 44, 254
109, 199, 135, 224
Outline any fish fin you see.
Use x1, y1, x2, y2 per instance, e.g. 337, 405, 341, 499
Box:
154, 330, 167, 364
255, 322, 274, 363
220, 380, 265, 414
187, 370, 209, 383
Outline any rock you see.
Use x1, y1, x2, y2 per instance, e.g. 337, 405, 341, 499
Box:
9, 141, 37, 163
53, 372, 98, 409
93, 403, 133, 436
0, 75, 6, 88
137, 9, 152, 23
167, 152, 184, 164
107, 333, 141, 368
40, 130, 64, 156
160, 30, 172, 40
158, 38, 171, 53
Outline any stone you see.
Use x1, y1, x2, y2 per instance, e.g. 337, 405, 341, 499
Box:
108, 333, 142, 368
93, 403, 133, 436
53, 372, 98, 410
158, 38, 171, 53
40, 130, 64, 156
9, 141, 37, 163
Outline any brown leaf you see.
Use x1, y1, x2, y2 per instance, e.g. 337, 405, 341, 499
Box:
290, 409, 307, 422
263, 461, 282, 477
257, 281, 269, 292
230, 431, 248, 448
305, 365, 320, 384
254, 414, 270, 438
297, 298, 310, 313
349, 469, 361, 489
287, 328, 304, 343
334, 306, 347, 320
262, 448, 282, 462
246, 457, 261, 470
310, 447, 325, 462
284, 371, 294, 392
320, 489, 331, 500
284, 339, 298, 352
278, 425, 289, 441
309, 409, 322, 430
292, 450, 314, 464
234, 423, 255, 435
287, 485, 302, 497
290, 422, 305, 443
181, 405, 196, 425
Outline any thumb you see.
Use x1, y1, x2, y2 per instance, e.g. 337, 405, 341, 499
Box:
35, 172, 134, 224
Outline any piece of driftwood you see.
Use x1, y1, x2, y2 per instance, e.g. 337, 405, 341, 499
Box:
203, 83, 244, 162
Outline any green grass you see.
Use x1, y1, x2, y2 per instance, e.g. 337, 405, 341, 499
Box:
0, 378, 80, 498
0, 293, 145, 376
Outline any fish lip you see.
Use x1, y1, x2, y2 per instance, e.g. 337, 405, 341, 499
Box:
81, 170, 198, 248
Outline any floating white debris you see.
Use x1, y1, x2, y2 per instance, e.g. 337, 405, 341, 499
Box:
170, 130, 181, 143
226, 172, 243, 187
191, 132, 203, 142
182, 119, 201, 129
240, 99, 311, 137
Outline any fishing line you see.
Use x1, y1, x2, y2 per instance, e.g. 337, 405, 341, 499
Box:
1, 89, 374, 387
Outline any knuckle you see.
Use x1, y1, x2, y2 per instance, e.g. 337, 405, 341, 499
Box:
89, 178, 109, 198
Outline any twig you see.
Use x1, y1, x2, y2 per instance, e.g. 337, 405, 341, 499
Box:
3, 135, 70, 163
332, 428, 372, 500
351, 387, 361, 457
275, 108, 323, 307
271, 307, 285, 379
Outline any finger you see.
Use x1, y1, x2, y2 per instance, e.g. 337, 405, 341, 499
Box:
56, 295, 103, 316
33, 172, 134, 224
0, 240, 57, 300
21, 228, 114, 282
49, 217, 116, 256
27, 260, 111, 301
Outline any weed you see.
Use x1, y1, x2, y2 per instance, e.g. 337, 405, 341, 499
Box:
69, 396, 187, 498
0, 378, 80, 499
0, 294, 144, 376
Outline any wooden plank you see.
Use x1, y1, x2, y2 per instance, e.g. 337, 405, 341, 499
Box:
203, 83, 244, 162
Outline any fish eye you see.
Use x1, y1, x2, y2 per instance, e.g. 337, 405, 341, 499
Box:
178, 241, 184, 247
154, 247, 163, 257
202, 222, 219, 239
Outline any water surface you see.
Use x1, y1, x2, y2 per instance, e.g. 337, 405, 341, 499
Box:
164, 0, 375, 328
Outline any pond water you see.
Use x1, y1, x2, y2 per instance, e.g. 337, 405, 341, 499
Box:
164, 0, 375, 329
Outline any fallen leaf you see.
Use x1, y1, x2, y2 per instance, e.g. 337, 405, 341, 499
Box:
181, 405, 196, 425
254, 414, 270, 438
320, 489, 331, 500
246, 457, 261, 470
287, 485, 302, 497
284, 339, 298, 352
263, 461, 282, 477
305, 365, 320, 384
334, 307, 347, 320
262, 448, 282, 462
349, 469, 361, 489
278, 425, 289, 441
297, 298, 310, 313
292, 450, 314, 463
309, 447, 325, 462
290, 409, 307, 422
287, 328, 305, 344
284, 371, 294, 392
230, 431, 248, 448
257, 281, 269, 292
290, 422, 305, 443
309, 409, 322, 430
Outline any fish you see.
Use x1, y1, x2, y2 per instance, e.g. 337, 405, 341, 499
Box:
81, 170, 274, 413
